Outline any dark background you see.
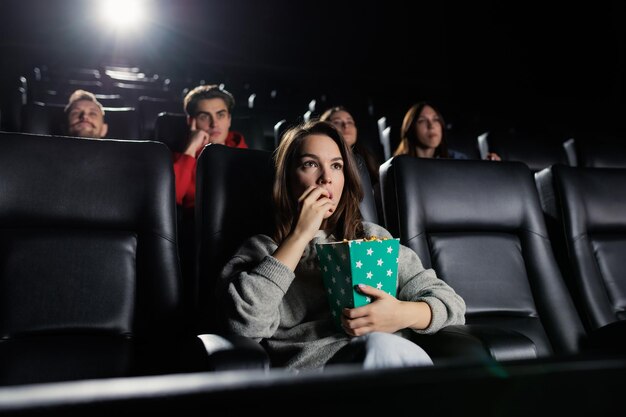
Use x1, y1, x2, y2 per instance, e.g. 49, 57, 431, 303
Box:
1, 0, 624, 133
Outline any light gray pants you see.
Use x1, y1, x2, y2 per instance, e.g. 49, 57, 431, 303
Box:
328, 332, 433, 369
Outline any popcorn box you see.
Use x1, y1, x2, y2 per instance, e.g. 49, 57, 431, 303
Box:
315, 238, 400, 331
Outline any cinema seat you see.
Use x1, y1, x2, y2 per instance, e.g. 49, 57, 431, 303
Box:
380, 156, 587, 360
483, 128, 571, 172
0, 132, 267, 386
550, 165, 626, 354
154, 112, 188, 152
573, 134, 626, 168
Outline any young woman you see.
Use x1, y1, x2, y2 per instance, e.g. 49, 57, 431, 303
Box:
218, 120, 466, 371
320, 106, 380, 186
394, 101, 500, 160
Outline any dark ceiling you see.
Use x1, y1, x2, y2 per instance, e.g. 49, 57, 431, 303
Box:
1, 0, 624, 131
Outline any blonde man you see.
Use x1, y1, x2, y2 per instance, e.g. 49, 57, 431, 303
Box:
64, 89, 108, 139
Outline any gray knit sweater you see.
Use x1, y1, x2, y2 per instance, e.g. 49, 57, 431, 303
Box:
218, 222, 466, 370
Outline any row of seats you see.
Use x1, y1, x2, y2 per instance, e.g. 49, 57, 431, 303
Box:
9, 65, 626, 173
17, 98, 626, 179
192, 142, 626, 361
0, 131, 269, 387
0, 130, 624, 387
381, 123, 626, 171
18, 102, 275, 152
380, 157, 625, 360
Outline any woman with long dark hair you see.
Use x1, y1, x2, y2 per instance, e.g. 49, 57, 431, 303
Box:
394, 101, 500, 160
218, 120, 465, 371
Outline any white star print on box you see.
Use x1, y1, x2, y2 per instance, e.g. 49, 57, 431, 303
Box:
315, 237, 400, 331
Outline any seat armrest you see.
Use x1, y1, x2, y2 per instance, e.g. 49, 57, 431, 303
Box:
198, 334, 270, 372
409, 324, 538, 364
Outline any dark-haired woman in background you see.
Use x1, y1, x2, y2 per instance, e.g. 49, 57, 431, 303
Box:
320, 106, 381, 186
394, 101, 500, 161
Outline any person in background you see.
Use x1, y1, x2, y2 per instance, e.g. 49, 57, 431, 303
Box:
394, 101, 501, 160
321, 105, 385, 221
217, 120, 466, 371
173, 84, 248, 208
64, 89, 108, 139
320, 106, 381, 186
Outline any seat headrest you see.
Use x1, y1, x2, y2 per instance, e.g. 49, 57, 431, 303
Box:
387, 156, 544, 232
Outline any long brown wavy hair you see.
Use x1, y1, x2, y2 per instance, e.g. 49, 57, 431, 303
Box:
393, 101, 450, 158
272, 120, 365, 244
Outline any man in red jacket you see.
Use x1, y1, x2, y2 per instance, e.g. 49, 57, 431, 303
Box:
173, 85, 248, 208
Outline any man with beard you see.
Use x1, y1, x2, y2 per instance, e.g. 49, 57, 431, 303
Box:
64, 89, 108, 139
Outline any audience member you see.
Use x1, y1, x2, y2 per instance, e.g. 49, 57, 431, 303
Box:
173, 85, 248, 208
394, 101, 501, 160
320, 106, 381, 186
64, 89, 108, 139
321, 106, 385, 221
217, 120, 466, 371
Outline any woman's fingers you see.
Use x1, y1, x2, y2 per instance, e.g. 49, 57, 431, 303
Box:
298, 186, 329, 204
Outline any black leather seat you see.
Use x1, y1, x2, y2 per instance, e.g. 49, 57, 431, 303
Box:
154, 112, 188, 152
232, 114, 272, 151
550, 165, 626, 353
573, 134, 626, 168
485, 129, 571, 172
380, 156, 587, 360
20, 102, 66, 136
446, 129, 482, 159
137, 96, 181, 140
0, 132, 267, 386
194, 145, 379, 334
104, 107, 141, 140
273, 118, 289, 148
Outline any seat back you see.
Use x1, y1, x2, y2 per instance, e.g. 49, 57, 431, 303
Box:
274, 119, 289, 148
574, 134, 626, 168
154, 112, 189, 152
0, 132, 184, 339
20, 102, 65, 135
487, 129, 571, 172
231, 114, 270, 151
380, 156, 586, 357
552, 165, 626, 330
137, 96, 181, 140
195, 146, 275, 332
103, 107, 140, 140
446, 129, 482, 159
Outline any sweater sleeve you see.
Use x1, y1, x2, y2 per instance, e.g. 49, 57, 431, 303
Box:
363, 222, 466, 334
218, 235, 296, 341
172, 153, 196, 206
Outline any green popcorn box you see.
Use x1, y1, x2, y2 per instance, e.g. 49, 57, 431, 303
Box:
315, 238, 400, 331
